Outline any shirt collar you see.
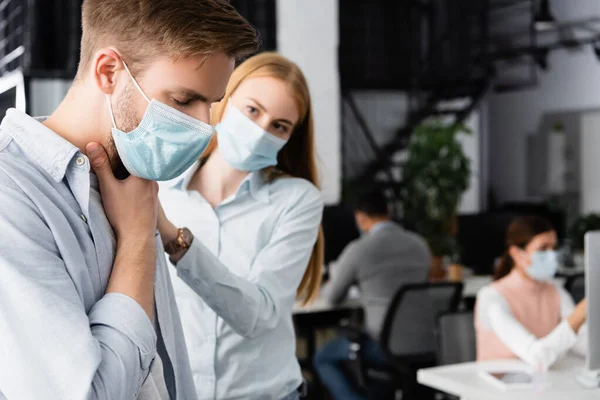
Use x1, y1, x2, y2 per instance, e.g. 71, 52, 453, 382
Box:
220, 170, 270, 205
247, 171, 270, 204
0, 109, 80, 182
169, 160, 270, 204
370, 220, 394, 235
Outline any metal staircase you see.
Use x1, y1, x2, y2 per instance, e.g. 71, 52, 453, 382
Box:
339, 0, 600, 206
339, 0, 492, 204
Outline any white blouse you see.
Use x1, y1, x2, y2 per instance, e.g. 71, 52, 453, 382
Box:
159, 164, 323, 400
476, 283, 588, 370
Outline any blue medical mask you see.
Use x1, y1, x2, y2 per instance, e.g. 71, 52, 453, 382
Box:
526, 250, 558, 281
216, 104, 287, 172
106, 60, 214, 181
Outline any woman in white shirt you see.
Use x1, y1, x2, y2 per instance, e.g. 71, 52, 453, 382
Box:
157, 52, 323, 400
475, 216, 587, 371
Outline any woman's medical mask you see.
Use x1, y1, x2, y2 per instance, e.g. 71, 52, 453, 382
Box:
106, 59, 214, 181
216, 104, 287, 172
525, 250, 558, 281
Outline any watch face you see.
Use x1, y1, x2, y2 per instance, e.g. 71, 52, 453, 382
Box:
166, 228, 193, 255
180, 228, 193, 248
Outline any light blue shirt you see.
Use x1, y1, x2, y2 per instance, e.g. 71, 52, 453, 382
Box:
159, 162, 324, 400
0, 109, 197, 400
368, 220, 394, 235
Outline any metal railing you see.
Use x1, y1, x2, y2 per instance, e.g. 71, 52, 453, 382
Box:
341, 0, 491, 196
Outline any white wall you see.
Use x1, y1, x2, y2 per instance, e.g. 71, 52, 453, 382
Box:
458, 111, 481, 213
580, 111, 600, 213
352, 91, 409, 148
276, 0, 341, 204
29, 79, 71, 116
489, 0, 600, 203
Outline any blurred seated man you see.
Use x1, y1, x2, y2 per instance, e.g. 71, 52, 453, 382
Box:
314, 190, 431, 400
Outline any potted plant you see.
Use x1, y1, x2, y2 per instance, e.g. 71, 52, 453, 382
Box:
400, 120, 471, 279
569, 213, 600, 257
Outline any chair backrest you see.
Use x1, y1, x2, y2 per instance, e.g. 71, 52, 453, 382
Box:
565, 273, 585, 304
379, 282, 463, 358
436, 311, 476, 365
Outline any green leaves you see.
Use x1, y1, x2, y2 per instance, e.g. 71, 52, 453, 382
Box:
569, 213, 600, 251
401, 120, 471, 256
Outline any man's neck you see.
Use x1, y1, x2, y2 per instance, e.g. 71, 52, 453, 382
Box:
42, 84, 107, 153
189, 148, 249, 207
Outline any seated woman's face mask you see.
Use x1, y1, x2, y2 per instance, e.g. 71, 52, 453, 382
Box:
525, 249, 558, 281
106, 58, 214, 181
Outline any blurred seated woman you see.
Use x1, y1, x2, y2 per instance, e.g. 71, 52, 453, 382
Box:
475, 216, 587, 370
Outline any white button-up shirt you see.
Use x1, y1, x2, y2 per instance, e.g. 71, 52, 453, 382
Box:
159, 162, 323, 400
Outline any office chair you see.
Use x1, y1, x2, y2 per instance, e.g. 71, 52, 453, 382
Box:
342, 282, 463, 400
565, 273, 585, 303
434, 311, 476, 400
436, 311, 476, 366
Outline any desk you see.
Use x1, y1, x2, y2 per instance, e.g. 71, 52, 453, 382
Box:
293, 299, 363, 399
293, 297, 362, 314
558, 264, 585, 277
417, 355, 600, 400
293, 298, 363, 363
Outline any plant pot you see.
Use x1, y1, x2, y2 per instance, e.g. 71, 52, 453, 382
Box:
430, 256, 446, 281
447, 264, 464, 282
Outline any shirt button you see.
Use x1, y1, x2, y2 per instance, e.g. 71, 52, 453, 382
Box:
75, 157, 85, 166
81, 214, 87, 223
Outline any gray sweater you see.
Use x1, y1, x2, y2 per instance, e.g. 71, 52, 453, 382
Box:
323, 221, 431, 338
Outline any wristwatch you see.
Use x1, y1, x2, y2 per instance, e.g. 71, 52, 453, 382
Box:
164, 227, 194, 255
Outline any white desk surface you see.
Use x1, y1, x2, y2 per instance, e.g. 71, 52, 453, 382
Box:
418, 355, 600, 400
294, 273, 568, 313
293, 297, 362, 314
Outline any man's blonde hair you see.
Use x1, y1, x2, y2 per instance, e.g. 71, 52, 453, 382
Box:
77, 0, 259, 78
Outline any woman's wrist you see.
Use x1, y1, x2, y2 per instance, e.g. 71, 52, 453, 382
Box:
159, 222, 179, 247
568, 299, 587, 333
567, 311, 585, 333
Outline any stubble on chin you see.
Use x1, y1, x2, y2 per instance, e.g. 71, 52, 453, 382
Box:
107, 83, 141, 180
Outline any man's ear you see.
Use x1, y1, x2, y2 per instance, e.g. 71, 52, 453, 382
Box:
92, 48, 125, 96
355, 211, 365, 229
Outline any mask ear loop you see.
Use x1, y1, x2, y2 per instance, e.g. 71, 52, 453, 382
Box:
121, 59, 151, 104
105, 95, 118, 129
105, 57, 151, 131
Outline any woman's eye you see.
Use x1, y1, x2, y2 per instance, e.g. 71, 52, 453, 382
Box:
246, 105, 258, 115
273, 122, 289, 134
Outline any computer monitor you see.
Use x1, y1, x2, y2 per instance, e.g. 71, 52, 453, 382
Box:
321, 203, 360, 265
579, 231, 600, 387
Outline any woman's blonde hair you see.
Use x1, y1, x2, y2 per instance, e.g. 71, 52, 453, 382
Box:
208, 52, 323, 304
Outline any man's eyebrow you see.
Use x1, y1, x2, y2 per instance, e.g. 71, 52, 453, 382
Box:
174, 87, 226, 104
173, 87, 209, 102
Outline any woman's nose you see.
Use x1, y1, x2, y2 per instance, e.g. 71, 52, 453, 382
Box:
256, 115, 271, 131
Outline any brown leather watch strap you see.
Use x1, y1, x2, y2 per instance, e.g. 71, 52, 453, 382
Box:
164, 227, 194, 255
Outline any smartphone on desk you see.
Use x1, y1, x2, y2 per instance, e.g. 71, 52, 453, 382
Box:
478, 369, 537, 390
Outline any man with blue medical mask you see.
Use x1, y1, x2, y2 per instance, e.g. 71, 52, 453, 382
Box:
0, 1, 257, 399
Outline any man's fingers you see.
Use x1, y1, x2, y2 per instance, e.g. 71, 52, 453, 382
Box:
86, 142, 116, 187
